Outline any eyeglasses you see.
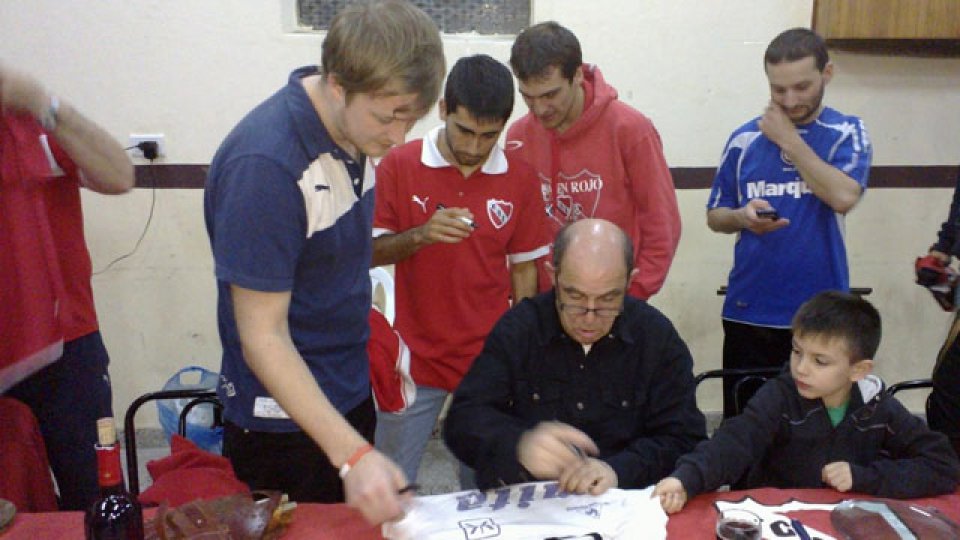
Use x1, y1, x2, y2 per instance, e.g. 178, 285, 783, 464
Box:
557, 303, 622, 319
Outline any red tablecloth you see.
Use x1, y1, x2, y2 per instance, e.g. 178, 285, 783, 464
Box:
4, 487, 958, 539
668, 487, 960, 539
0, 504, 381, 540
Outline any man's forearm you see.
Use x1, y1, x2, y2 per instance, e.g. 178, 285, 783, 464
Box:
49, 99, 134, 194
232, 285, 368, 468
706, 207, 746, 233
0, 65, 133, 194
510, 260, 538, 302
781, 138, 862, 214
371, 229, 425, 267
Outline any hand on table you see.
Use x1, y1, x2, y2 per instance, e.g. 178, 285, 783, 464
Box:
517, 421, 599, 481
822, 461, 853, 492
342, 448, 412, 525
652, 477, 688, 514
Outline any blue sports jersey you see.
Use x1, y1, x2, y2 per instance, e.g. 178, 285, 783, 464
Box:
707, 107, 871, 327
204, 67, 373, 432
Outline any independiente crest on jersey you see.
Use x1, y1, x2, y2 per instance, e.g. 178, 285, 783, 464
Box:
486, 198, 514, 229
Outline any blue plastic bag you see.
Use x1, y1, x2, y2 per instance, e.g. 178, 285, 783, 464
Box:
156, 366, 223, 454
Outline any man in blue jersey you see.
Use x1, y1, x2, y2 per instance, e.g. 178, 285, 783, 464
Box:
203, 1, 444, 525
706, 28, 872, 418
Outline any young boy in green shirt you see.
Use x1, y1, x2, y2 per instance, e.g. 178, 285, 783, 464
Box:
655, 291, 960, 513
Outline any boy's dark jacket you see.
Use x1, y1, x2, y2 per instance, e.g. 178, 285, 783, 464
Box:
672, 372, 960, 499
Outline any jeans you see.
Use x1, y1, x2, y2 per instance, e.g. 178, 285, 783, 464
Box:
375, 384, 448, 484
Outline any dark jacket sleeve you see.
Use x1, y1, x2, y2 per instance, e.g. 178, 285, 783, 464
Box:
442, 304, 535, 489
932, 166, 960, 256
671, 377, 787, 498
850, 397, 960, 498
603, 317, 707, 488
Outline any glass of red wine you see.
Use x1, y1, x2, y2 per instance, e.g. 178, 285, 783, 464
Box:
715, 508, 762, 540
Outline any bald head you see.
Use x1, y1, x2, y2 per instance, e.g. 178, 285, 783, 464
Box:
552, 219, 633, 281
549, 219, 634, 345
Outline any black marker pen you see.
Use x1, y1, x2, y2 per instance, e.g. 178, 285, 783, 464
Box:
436, 203, 476, 228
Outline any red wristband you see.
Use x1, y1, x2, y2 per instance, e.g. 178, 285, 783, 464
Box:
338, 443, 374, 479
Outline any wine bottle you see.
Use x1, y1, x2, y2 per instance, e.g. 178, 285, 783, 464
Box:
84, 417, 144, 540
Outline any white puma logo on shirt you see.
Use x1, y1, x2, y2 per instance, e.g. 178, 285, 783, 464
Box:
412, 195, 430, 213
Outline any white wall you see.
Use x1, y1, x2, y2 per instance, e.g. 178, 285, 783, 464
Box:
2, 0, 959, 422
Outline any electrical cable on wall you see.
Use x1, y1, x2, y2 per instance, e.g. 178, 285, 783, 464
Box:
93, 142, 158, 275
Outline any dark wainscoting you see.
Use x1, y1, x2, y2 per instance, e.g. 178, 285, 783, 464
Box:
135, 164, 958, 190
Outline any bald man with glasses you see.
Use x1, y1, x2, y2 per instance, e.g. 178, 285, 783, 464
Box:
444, 219, 706, 494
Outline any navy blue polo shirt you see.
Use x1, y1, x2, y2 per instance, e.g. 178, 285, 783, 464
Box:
204, 66, 374, 432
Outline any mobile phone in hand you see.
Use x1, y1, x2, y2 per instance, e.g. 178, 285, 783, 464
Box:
756, 208, 779, 220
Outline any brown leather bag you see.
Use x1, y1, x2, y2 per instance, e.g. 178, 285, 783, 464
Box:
144, 491, 295, 540
831, 499, 960, 540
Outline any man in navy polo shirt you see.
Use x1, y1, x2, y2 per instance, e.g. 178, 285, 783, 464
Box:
204, 0, 444, 525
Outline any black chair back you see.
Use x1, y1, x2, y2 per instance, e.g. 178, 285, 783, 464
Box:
122, 389, 221, 495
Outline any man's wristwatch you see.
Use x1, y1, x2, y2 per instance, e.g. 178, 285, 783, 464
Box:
39, 95, 60, 132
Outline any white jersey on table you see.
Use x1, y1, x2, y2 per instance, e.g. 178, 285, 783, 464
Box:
383, 481, 666, 540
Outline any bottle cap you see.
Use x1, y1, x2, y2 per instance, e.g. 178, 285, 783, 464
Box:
96, 417, 116, 446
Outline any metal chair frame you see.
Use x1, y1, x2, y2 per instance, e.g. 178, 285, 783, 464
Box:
122, 388, 221, 495
715, 286, 873, 297
887, 378, 933, 396
694, 367, 784, 417
885, 378, 935, 427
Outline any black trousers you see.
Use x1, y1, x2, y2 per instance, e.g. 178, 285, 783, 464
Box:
930, 314, 960, 457
721, 320, 792, 419
223, 396, 375, 503
7, 331, 113, 511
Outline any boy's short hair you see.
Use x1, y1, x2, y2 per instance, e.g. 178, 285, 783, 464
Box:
791, 291, 881, 362
322, 0, 445, 114
443, 54, 514, 123
764, 27, 829, 72
510, 21, 582, 82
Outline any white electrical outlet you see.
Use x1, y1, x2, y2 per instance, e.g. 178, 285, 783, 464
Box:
128, 133, 166, 159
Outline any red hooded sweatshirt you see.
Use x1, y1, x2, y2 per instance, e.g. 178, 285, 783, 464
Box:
506, 64, 680, 299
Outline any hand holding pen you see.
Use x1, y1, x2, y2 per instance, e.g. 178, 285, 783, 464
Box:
415, 203, 475, 245
436, 203, 476, 229
517, 422, 614, 495
558, 446, 617, 496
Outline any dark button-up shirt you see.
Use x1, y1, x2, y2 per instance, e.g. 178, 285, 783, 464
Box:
444, 290, 707, 489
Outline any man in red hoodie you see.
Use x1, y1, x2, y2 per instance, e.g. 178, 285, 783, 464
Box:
506, 21, 680, 300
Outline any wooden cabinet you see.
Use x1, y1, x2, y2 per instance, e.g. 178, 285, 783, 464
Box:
813, 0, 960, 39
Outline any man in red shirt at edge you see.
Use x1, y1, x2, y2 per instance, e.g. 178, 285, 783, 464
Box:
0, 63, 135, 511
506, 21, 680, 299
